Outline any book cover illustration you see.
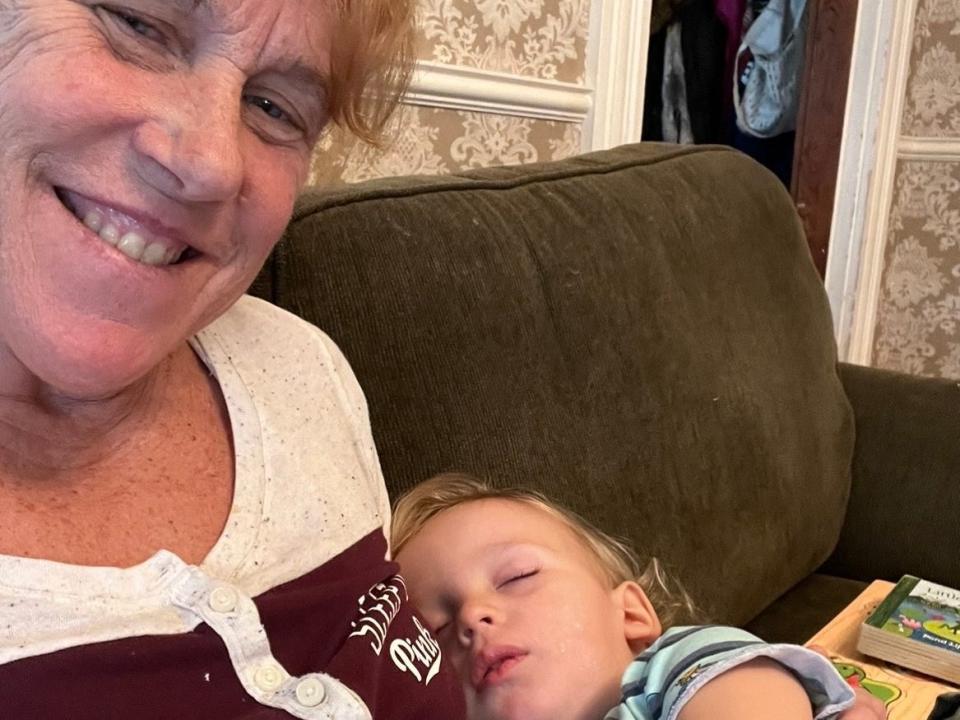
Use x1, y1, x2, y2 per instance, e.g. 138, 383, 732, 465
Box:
867, 577, 960, 655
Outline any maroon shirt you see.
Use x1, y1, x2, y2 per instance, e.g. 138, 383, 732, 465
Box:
0, 530, 466, 719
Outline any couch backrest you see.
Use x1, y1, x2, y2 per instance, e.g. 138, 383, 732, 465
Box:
252, 143, 854, 625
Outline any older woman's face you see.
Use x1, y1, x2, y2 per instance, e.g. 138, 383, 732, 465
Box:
0, 1, 332, 396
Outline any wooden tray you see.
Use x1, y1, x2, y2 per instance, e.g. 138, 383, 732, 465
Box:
806, 580, 958, 719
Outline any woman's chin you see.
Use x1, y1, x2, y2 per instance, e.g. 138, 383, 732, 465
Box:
39, 359, 160, 402
41, 364, 154, 401
8, 325, 177, 401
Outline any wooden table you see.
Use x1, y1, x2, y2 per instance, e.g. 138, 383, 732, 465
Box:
806, 580, 958, 719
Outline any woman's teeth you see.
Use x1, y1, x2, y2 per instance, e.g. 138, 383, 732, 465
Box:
82, 209, 183, 266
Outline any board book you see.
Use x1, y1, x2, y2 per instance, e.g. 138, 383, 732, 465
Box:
857, 575, 960, 685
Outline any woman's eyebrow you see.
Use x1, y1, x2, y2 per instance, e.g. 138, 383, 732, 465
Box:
262, 59, 330, 121
159, 0, 207, 15
279, 60, 331, 98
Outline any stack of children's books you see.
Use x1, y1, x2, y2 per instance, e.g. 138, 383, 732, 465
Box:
857, 575, 960, 685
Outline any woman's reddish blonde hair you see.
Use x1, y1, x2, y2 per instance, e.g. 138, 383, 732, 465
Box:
328, 0, 416, 145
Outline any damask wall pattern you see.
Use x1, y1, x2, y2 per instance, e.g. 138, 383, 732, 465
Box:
872, 0, 960, 378
307, 0, 590, 187
308, 106, 583, 187
902, 0, 960, 136
872, 160, 960, 377
416, 0, 590, 82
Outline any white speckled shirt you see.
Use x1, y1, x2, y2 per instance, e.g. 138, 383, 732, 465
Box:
0, 296, 466, 720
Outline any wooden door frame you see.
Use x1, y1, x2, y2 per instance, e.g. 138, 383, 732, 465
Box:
791, 0, 860, 277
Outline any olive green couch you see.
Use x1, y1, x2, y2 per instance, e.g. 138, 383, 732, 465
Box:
252, 142, 960, 642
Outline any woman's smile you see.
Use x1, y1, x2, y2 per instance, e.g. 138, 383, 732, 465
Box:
56, 186, 196, 268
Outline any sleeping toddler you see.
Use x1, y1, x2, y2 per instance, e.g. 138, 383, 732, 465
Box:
391, 473, 885, 720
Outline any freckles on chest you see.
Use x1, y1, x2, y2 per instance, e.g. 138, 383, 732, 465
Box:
2, 458, 234, 567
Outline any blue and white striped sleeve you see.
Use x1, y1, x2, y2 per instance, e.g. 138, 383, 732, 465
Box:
605, 626, 855, 720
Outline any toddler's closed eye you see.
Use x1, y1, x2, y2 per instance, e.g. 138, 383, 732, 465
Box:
498, 569, 539, 588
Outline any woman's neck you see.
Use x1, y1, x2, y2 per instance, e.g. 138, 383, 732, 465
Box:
0, 342, 180, 478
0, 340, 235, 566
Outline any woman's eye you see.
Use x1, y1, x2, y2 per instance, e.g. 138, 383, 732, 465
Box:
101, 6, 167, 45
243, 94, 308, 144
119, 13, 160, 39
245, 95, 295, 125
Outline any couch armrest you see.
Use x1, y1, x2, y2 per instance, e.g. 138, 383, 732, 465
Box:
821, 363, 960, 588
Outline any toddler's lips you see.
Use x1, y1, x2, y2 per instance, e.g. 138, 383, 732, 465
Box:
471, 646, 528, 692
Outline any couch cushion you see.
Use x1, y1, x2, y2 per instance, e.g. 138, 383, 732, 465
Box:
744, 573, 868, 644
254, 143, 854, 626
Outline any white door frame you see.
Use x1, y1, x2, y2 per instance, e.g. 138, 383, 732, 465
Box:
584, 0, 653, 150
826, 0, 919, 363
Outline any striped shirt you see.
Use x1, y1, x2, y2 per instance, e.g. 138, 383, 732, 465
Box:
607, 626, 855, 720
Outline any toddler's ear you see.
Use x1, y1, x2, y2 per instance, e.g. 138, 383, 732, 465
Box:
615, 581, 662, 652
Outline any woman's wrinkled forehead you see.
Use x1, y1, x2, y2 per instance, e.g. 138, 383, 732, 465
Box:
191, 0, 335, 56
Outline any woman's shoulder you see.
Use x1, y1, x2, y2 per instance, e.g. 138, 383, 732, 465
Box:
195, 295, 353, 381
194, 295, 389, 594
204, 294, 335, 349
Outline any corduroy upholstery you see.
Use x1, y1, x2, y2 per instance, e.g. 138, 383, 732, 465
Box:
251, 143, 957, 641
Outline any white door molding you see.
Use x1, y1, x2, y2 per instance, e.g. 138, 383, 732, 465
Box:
406, 61, 592, 122
826, 0, 919, 363
584, 0, 652, 151
898, 136, 960, 161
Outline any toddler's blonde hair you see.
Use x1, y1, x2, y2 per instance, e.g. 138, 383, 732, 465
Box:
392, 472, 698, 629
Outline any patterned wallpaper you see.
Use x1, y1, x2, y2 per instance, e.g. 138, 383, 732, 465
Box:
872, 160, 960, 376
901, 0, 960, 137
871, 0, 960, 378
308, 106, 583, 186
307, 0, 591, 187
417, 0, 589, 82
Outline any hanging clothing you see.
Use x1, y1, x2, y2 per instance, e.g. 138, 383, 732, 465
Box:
642, 27, 667, 140
643, 0, 730, 145
644, 0, 801, 187
744, 0, 774, 27
640, 28, 667, 142
734, 0, 808, 137
678, 0, 728, 144
650, 0, 692, 35
662, 22, 694, 144
714, 0, 748, 115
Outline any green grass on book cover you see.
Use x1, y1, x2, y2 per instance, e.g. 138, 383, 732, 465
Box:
865, 575, 960, 655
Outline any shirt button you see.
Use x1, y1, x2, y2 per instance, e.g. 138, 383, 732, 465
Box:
295, 677, 326, 707
253, 663, 285, 693
208, 586, 238, 614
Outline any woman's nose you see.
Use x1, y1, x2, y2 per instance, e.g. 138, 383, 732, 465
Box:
131, 70, 245, 203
